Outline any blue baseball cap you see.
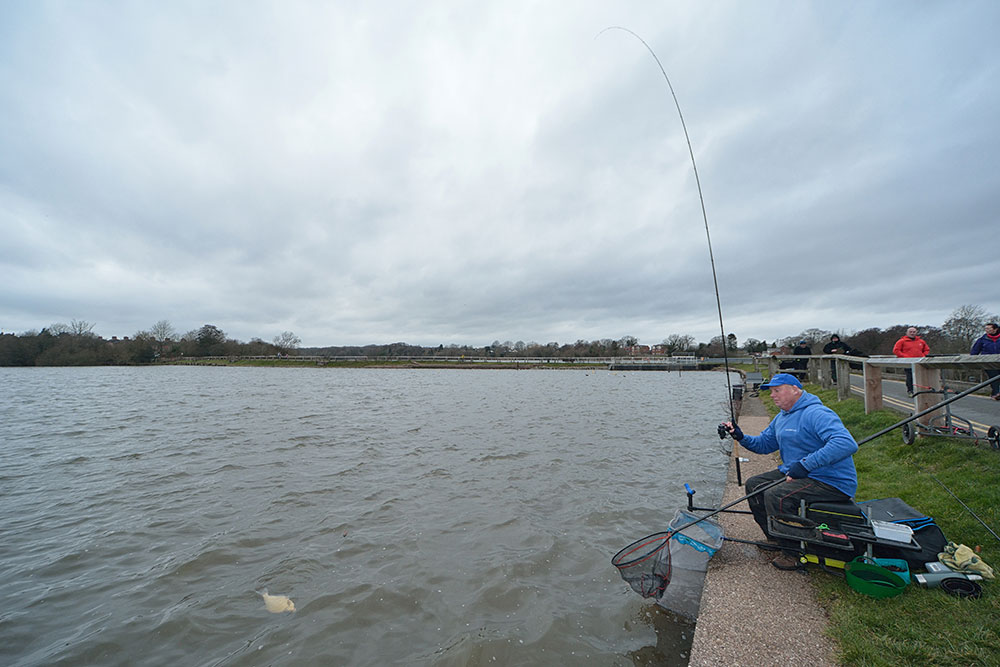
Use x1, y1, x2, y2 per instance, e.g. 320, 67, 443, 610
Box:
760, 373, 802, 389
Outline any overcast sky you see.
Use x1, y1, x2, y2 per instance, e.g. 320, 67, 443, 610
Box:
2, 2, 998, 347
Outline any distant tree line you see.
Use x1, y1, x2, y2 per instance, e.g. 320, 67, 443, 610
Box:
302, 336, 645, 360
1, 305, 994, 366
0, 320, 297, 366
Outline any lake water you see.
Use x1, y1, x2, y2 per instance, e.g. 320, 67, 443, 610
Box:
0, 366, 735, 666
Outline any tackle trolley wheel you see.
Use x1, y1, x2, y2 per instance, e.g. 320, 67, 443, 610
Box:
989, 426, 1000, 450
901, 420, 916, 445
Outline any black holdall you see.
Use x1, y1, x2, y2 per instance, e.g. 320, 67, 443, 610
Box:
858, 497, 948, 568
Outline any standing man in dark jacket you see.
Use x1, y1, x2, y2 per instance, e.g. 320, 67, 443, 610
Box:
893, 327, 930, 396
971, 322, 1000, 400
791, 339, 811, 371
822, 334, 854, 383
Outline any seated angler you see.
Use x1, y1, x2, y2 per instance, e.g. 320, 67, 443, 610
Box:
721, 373, 859, 570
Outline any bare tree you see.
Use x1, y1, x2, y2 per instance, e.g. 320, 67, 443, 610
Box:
619, 335, 638, 348
662, 334, 695, 355
70, 319, 96, 336
150, 319, 175, 342
701, 335, 726, 356
273, 331, 301, 353
789, 328, 832, 346
150, 320, 176, 356
943, 304, 991, 351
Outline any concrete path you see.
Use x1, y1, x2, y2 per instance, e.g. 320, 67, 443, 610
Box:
688, 395, 838, 666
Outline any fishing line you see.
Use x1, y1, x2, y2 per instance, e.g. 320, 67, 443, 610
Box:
597, 26, 741, 483
927, 471, 1000, 543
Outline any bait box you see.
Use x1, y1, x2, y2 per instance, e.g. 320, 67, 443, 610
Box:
873, 557, 910, 583
871, 520, 913, 543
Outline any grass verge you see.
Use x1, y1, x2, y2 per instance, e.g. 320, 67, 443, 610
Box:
778, 385, 1000, 665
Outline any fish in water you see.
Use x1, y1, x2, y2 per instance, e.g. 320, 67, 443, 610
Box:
258, 589, 295, 613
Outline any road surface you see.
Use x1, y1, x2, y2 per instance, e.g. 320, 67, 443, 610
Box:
847, 373, 1000, 445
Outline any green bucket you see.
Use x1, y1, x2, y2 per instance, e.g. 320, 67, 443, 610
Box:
845, 557, 907, 599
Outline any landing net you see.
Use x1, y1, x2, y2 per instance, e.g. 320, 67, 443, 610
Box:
611, 531, 673, 598
613, 510, 726, 601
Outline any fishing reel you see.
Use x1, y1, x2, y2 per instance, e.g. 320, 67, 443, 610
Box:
717, 423, 730, 440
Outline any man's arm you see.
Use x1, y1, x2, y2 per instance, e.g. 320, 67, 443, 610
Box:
735, 420, 779, 455
800, 408, 858, 471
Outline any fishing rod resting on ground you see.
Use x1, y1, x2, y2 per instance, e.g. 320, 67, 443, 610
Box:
597, 26, 742, 485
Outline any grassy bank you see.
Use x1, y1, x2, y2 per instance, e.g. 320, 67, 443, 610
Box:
763, 385, 1000, 665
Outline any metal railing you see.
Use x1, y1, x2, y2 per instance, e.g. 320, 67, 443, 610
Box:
767, 353, 1000, 417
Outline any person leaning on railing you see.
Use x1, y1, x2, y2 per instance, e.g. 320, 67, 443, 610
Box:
791, 339, 811, 371
822, 334, 854, 384
971, 322, 1000, 400
893, 327, 930, 396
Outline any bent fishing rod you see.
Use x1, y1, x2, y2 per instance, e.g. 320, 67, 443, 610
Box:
598, 26, 742, 484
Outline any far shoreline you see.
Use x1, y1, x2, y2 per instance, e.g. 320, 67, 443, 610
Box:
165, 358, 610, 370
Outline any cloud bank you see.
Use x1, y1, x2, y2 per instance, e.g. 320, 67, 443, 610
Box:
2, 1, 997, 346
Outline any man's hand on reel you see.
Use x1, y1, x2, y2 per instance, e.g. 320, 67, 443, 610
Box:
718, 421, 744, 442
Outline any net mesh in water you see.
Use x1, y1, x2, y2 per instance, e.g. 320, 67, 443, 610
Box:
611, 531, 673, 598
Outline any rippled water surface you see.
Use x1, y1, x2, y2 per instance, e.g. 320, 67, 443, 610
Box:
0, 366, 734, 666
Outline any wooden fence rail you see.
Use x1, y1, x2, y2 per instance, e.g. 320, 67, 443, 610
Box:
768, 353, 1000, 423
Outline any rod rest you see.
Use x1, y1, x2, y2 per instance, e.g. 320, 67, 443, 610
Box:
806, 500, 867, 529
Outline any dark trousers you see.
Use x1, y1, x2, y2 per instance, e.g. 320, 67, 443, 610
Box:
745, 470, 852, 547
985, 369, 1000, 397
904, 368, 914, 394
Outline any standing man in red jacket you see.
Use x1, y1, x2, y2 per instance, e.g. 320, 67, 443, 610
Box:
893, 327, 930, 396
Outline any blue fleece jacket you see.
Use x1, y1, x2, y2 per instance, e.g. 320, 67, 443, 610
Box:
738, 391, 858, 497
971, 334, 1000, 355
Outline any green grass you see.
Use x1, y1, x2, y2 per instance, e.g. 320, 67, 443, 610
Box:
782, 385, 1000, 665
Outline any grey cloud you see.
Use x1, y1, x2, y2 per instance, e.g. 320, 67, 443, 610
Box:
2, 2, 998, 346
